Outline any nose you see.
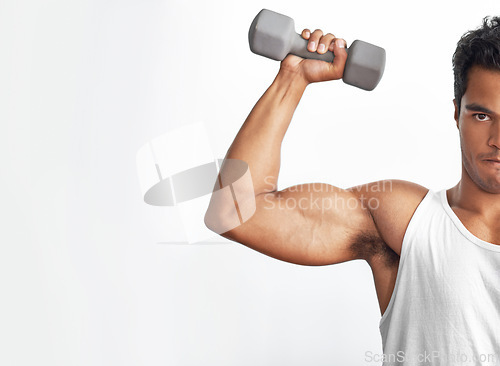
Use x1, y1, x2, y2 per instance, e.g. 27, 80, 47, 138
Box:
489, 121, 500, 150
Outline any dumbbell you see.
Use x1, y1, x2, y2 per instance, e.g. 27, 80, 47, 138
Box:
248, 9, 386, 91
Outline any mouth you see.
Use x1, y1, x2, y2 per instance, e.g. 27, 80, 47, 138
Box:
483, 159, 500, 167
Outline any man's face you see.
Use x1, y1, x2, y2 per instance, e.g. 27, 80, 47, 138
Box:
455, 66, 500, 194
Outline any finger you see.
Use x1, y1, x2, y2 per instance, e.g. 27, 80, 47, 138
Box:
328, 38, 336, 51
329, 37, 345, 52
301, 29, 311, 39
318, 33, 335, 54
329, 38, 348, 77
307, 29, 324, 52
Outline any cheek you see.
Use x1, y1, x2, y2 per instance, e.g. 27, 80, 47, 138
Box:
460, 122, 484, 152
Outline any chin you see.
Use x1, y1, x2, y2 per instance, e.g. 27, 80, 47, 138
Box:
475, 176, 500, 194
480, 167, 500, 193
466, 162, 500, 194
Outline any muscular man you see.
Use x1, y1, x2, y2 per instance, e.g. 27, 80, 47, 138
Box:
206, 16, 500, 364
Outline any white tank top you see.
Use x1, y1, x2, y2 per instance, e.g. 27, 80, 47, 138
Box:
379, 189, 500, 365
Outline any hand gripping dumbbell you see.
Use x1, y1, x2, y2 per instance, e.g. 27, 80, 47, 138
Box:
248, 9, 386, 91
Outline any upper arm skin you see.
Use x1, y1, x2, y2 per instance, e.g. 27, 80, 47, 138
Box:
219, 180, 428, 267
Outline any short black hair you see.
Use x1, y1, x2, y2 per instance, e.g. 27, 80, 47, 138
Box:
452, 16, 500, 113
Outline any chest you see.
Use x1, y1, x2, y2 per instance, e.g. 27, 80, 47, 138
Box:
452, 208, 500, 245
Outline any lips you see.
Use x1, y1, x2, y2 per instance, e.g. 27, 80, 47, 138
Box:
483, 159, 500, 168
482, 154, 500, 161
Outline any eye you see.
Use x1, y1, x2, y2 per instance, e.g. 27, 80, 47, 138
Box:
473, 113, 491, 122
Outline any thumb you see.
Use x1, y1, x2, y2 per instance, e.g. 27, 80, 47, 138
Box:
330, 38, 348, 79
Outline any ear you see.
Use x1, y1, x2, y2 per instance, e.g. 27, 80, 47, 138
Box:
453, 99, 459, 129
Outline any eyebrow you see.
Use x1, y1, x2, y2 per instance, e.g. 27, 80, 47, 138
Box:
464, 103, 496, 115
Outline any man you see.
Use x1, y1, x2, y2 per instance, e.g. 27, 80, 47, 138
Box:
206, 16, 500, 365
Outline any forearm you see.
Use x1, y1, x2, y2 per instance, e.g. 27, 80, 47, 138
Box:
224, 68, 308, 195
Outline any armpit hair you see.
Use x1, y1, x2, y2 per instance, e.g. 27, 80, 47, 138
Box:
350, 231, 399, 268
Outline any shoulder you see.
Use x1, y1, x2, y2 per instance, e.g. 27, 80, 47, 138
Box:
347, 179, 429, 256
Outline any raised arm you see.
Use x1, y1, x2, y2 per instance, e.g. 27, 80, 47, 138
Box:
205, 30, 427, 268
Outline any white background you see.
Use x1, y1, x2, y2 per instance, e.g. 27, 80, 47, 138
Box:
1, 0, 498, 365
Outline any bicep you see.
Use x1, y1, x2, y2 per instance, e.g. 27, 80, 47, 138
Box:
221, 183, 381, 266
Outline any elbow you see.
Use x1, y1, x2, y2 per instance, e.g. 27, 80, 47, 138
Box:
203, 203, 230, 236
204, 193, 257, 238
204, 158, 257, 237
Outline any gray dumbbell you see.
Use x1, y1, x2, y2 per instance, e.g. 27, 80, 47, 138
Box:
248, 9, 386, 91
